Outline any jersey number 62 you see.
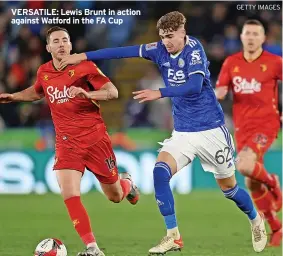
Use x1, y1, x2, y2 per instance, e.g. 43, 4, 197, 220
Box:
215, 147, 232, 164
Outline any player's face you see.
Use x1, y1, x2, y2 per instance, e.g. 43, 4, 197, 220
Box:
159, 27, 186, 54
240, 25, 265, 53
46, 31, 72, 61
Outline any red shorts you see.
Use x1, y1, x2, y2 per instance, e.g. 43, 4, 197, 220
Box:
54, 131, 119, 184
235, 127, 278, 162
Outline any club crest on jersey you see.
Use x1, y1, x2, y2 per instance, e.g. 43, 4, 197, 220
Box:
145, 42, 158, 51
178, 58, 185, 68
233, 66, 239, 73
253, 133, 268, 147
43, 75, 49, 81
68, 69, 75, 77
260, 64, 267, 72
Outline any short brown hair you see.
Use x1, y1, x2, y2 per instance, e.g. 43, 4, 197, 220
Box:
156, 11, 186, 32
243, 19, 265, 33
46, 26, 70, 43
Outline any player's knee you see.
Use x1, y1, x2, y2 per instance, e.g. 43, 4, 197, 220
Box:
107, 191, 123, 203
236, 159, 247, 174
60, 189, 80, 200
153, 162, 172, 185
236, 156, 255, 176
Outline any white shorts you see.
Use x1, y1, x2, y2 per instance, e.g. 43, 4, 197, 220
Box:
158, 126, 236, 179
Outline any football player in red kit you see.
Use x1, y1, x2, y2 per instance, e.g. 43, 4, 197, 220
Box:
0, 26, 139, 256
215, 19, 282, 247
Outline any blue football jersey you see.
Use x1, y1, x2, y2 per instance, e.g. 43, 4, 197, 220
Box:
139, 36, 225, 132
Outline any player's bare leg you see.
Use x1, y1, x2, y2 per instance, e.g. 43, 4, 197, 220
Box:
236, 147, 282, 211
236, 147, 282, 246
217, 174, 267, 252
100, 174, 139, 205
56, 169, 104, 256
148, 152, 184, 255
245, 178, 282, 247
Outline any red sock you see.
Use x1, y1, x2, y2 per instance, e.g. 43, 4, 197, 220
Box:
64, 196, 96, 245
251, 162, 275, 188
251, 186, 281, 232
120, 179, 131, 200
251, 185, 273, 211
264, 211, 282, 232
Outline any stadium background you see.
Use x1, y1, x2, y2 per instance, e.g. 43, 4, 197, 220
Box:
0, 1, 282, 255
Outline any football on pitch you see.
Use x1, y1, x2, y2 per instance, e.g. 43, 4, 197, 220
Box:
34, 238, 67, 256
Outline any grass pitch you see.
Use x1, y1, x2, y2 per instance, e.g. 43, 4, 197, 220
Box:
1, 191, 281, 256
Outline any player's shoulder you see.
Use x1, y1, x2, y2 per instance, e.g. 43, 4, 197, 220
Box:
144, 41, 162, 50
228, 51, 242, 60
74, 60, 99, 72
223, 52, 242, 66
74, 60, 108, 78
142, 41, 165, 56
37, 61, 53, 73
183, 36, 206, 61
185, 35, 201, 49
184, 36, 206, 55
262, 50, 282, 62
76, 60, 96, 68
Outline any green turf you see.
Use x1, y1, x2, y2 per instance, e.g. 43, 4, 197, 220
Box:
1, 192, 281, 256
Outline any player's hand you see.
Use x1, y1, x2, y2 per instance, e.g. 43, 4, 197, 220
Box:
58, 53, 87, 70
132, 89, 161, 103
215, 86, 228, 100
0, 93, 14, 103
69, 86, 90, 99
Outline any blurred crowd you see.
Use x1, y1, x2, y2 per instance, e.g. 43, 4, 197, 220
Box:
0, 1, 282, 134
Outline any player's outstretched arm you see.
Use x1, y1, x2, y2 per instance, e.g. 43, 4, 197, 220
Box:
160, 73, 203, 97
69, 82, 118, 101
133, 74, 204, 103
59, 46, 140, 70
0, 86, 44, 103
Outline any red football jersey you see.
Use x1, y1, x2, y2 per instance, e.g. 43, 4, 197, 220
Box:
34, 60, 111, 147
216, 51, 282, 130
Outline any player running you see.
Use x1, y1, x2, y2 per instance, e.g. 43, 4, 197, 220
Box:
0, 26, 139, 256
59, 12, 268, 254
215, 19, 282, 247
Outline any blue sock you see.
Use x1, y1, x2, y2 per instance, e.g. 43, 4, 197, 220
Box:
222, 184, 257, 220
153, 162, 177, 229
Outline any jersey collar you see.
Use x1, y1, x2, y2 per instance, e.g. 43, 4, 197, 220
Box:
242, 49, 264, 63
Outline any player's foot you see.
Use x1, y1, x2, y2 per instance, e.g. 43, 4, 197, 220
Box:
269, 174, 282, 212
77, 246, 105, 256
268, 228, 282, 247
120, 172, 140, 205
251, 214, 267, 252
148, 236, 183, 255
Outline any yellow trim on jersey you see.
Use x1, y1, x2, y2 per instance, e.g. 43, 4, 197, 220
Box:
91, 99, 100, 108
96, 67, 106, 77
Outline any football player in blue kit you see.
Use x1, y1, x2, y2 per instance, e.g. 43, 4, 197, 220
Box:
59, 11, 267, 255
